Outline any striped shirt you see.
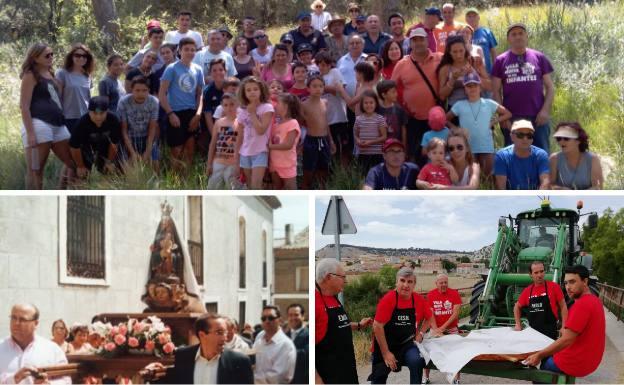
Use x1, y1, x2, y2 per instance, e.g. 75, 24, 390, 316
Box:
355, 113, 387, 155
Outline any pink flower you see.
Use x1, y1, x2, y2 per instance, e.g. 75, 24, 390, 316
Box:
110, 326, 119, 336
158, 333, 169, 345
163, 342, 175, 354
145, 340, 155, 351
114, 334, 126, 346
132, 322, 144, 333
119, 324, 128, 336
104, 342, 116, 352
128, 337, 139, 348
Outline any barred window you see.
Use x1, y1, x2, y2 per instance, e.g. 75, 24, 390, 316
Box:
66, 196, 106, 279
239, 301, 246, 325
188, 196, 204, 285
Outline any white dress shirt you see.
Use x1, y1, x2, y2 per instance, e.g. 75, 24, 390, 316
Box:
253, 329, 296, 384
337, 52, 368, 96
0, 335, 70, 384
193, 348, 219, 385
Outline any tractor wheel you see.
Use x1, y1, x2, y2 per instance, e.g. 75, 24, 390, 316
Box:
470, 280, 486, 324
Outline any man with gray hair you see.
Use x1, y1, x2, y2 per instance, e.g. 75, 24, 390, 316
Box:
369, 267, 440, 384
193, 29, 238, 81
0, 304, 71, 384
315, 258, 373, 384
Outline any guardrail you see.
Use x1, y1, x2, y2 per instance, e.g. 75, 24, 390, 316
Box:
597, 282, 624, 321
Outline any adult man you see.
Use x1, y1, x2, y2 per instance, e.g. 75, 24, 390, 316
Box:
326, 17, 349, 62
284, 12, 327, 56
387, 13, 410, 55
492, 23, 555, 151
0, 304, 70, 385
316, 258, 373, 384
164, 10, 204, 49
218, 26, 234, 55
142, 313, 253, 384
70, 96, 121, 178
239, 16, 258, 51
337, 34, 368, 97
434, 3, 465, 53
514, 261, 568, 340
193, 30, 237, 81
253, 306, 296, 384
224, 318, 251, 352
364, 139, 419, 190
285, 304, 308, 384
391, 28, 442, 165
362, 15, 392, 55
524, 265, 605, 378
534, 227, 555, 248
494, 120, 550, 190
406, 8, 441, 52
370, 267, 440, 384
465, 8, 497, 74
423, 274, 462, 384
128, 27, 166, 73
344, 3, 361, 36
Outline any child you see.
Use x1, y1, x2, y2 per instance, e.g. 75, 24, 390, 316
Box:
213, 77, 240, 120
201, 58, 228, 154
421, 106, 450, 157
339, 61, 376, 115
206, 93, 241, 189
125, 50, 158, 93
117, 76, 159, 170
269, 93, 302, 189
301, 75, 336, 189
447, 72, 511, 176
236, 76, 274, 189
416, 137, 458, 189
354, 90, 387, 175
376, 80, 407, 147
98, 54, 126, 112
268, 79, 284, 106
288, 61, 310, 100
296, 43, 319, 76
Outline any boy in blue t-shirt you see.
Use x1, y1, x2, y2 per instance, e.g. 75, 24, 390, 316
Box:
421, 106, 449, 157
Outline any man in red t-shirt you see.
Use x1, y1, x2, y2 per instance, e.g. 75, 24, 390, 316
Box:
370, 267, 440, 384
513, 261, 568, 340
524, 265, 605, 378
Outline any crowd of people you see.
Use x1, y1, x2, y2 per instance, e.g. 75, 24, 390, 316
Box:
0, 303, 308, 384
19, 2, 604, 190
315, 259, 605, 384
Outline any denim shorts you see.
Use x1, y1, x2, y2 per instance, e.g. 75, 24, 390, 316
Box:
240, 152, 268, 168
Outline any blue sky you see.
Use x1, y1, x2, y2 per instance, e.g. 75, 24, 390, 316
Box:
274, 195, 309, 241
315, 195, 624, 252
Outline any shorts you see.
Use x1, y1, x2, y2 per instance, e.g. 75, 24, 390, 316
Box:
303, 135, 331, 172
21, 119, 71, 147
329, 122, 353, 157
207, 162, 237, 189
64, 118, 80, 135
166, 109, 198, 148
240, 152, 268, 168
272, 165, 297, 179
123, 136, 160, 161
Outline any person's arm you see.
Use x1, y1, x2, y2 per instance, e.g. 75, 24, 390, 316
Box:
589, 153, 604, 190
416, 179, 433, 190
373, 320, 399, 370
539, 172, 550, 190
70, 147, 88, 178
120, 120, 136, 160
536, 73, 555, 127
204, 111, 214, 135
438, 65, 455, 100
513, 301, 524, 330
491, 73, 508, 131
495, 175, 507, 190
401, 123, 408, 149
445, 161, 459, 184
315, 370, 324, 384
144, 118, 157, 161
368, 121, 387, 145
247, 104, 273, 135
475, 58, 492, 91
189, 83, 204, 131
489, 47, 497, 71
268, 130, 298, 150
439, 304, 461, 331
558, 298, 568, 335
446, 110, 460, 130
158, 79, 180, 128
354, 120, 363, 147
548, 154, 565, 189
206, 121, 220, 175
19, 73, 37, 148
524, 327, 578, 366
451, 161, 480, 190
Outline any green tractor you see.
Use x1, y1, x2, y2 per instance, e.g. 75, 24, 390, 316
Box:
469, 199, 599, 329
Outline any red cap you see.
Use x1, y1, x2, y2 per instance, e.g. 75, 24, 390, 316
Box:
382, 138, 405, 152
428, 106, 446, 132
146, 19, 161, 31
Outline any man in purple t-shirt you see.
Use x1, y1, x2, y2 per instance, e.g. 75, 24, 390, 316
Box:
492, 23, 555, 153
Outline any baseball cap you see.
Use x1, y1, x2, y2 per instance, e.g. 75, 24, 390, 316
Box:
146, 19, 161, 31
553, 125, 579, 139
356, 15, 367, 23
88, 96, 109, 113
425, 7, 443, 21
280, 33, 294, 43
297, 43, 313, 54
510, 119, 535, 132
507, 22, 528, 36
463, 72, 481, 86
408, 27, 428, 39
218, 26, 233, 39
464, 7, 479, 16
383, 138, 405, 152
296, 11, 311, 21
428, 106, 446, 132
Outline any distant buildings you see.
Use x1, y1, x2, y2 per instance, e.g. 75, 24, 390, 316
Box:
274, 225, 309, 321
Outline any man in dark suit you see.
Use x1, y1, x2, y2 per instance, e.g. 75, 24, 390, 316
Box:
285, 303, 309, 384
141, 313, 253, 384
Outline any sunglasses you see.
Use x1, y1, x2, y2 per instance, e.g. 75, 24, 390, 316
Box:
385, 149, 404, 154
555, 137, 574, 142
254, 35, 267, 39
349, 9, 360, 13
514, 132, 534, 140
448, 144, 464, 152
73, 53, 88, 59
44, 52, 54, 59
261, 315, 278, 322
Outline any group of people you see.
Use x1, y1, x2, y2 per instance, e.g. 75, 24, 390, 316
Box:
0, 303, 309, 384
19, 2, 604, 190
315, 258, 605, 384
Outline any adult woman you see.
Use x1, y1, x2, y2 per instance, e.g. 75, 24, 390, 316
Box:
250, 30, 273, 67
459, 25, 485, 64
19, 43, 74, 189
311, 0, 332, 32
437, 35, 490, 109
549, 122, 603, 189
232, 37, 257, 80
261, 44, 294, 89
56, 43, 95, 133
326, 17, 349, 62
68, 324, 94, 354
380, 40, 403, 80
344, 2, 361, 36
98, 54, 126, 112
445, 130, 480, 189
51, 319, 70, 354
365, 54, 384, 83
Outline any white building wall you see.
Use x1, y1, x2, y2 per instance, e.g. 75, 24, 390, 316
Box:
0, 196, 274, 338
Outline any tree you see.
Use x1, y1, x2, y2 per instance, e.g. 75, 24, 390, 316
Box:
441, 259, 457, 272
460, 256, 471, 263
583, 208, 624, 287
91, 0, 118, 54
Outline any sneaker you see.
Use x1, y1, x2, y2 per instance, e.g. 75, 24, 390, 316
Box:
452, 380, 460, 384
422, 378, 431, 384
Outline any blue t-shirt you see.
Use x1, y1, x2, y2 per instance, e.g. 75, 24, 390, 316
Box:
421, 127, 449, 147
472, 27, 498, 73
161, 61, 205, 111
451, 98, 499, 154
364, 162, 419, 190
494, 145, 549, 190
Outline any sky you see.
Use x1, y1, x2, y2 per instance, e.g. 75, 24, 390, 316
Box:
315, 195, 624, 252
273, 195, 309, 242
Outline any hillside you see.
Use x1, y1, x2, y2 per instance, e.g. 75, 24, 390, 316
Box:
315, 244, 487, 261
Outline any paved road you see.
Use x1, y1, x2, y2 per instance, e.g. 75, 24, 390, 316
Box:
357, 308, 624, 384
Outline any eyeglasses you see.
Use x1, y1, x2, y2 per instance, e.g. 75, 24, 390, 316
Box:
514, 132, 534, 140
315, 5, 323, 8
254, 35, 266, 39
44, 52, 54, 59
9, 316, 36, 323
555, 137, 573, 142
448, 144, 465, 152
385, 149, 404, 154
73, 53, 88, 59
261, 315, 278, 322
330, 273, 347, 280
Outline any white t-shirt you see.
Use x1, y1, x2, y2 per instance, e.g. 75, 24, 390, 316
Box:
312, 11, 332, 31
251, 47, 273, 65
164, 30, 204, 49
322, 68, 348, 125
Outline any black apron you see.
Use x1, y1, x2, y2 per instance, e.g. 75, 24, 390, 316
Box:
527, 282, 558, 340
315, 283, 359, 384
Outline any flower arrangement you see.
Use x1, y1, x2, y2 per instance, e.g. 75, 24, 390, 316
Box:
93, 316, 176, 358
